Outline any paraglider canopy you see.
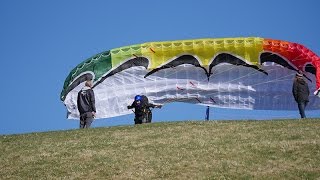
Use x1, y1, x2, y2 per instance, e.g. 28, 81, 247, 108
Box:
60, 37, 320, 119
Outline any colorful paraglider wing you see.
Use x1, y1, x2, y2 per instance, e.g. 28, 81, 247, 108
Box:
60, 37, 320, 119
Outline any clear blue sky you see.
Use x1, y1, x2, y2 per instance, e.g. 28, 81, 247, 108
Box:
1, 0, 319, 135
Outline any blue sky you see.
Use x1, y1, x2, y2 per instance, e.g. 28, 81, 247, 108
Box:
1, 0, 319, 135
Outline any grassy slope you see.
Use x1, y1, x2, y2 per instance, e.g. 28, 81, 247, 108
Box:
1, 119, 320, 179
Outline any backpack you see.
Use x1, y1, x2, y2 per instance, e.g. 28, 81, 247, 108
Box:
140, 95, 149, 106
140, 95, 152, 123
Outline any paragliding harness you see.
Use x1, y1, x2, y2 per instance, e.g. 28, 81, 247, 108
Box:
133, 95, 152, 124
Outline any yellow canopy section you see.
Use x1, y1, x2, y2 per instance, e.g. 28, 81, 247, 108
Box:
110, 37, 264, 69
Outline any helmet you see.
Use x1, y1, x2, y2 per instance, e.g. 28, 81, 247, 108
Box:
134, 95, 142, 101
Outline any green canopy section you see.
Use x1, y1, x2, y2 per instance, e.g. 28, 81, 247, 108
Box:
60, 51, 112, 101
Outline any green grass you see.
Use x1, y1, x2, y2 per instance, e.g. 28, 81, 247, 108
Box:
1, 119, 320, 179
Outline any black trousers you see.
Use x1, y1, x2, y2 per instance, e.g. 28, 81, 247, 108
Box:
134, 115, 146, 124
134, 109, 153, 124
80, 112, 94, 128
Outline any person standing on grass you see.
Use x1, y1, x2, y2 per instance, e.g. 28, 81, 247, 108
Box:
292, 71, 309, 118
77, 80, 96, 128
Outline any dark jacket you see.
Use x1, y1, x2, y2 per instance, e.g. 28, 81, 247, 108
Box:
77, 87, 96, 115
128, 100, 156, 118
292, 77, 309, 102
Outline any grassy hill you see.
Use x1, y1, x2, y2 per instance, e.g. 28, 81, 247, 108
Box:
1, 119, 320, 179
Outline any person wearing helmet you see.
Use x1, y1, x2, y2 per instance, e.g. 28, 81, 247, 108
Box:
127, 95, 162, 124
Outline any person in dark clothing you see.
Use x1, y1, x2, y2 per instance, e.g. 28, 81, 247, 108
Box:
77, 80, 96, 128
127, 95, 162, 124
292, 71, 309, 118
